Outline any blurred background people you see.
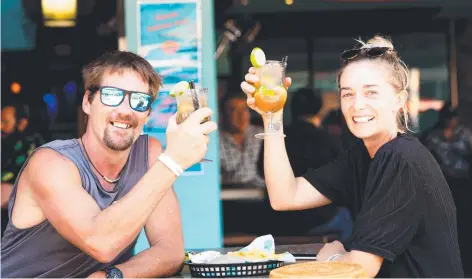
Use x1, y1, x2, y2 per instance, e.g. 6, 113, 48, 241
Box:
321, 109, 359, 150
423, 103, 472, 274
219, 93, 265, 188
424, 103, 472, 181
1, 99, 45, 236
285, 88, 341, 176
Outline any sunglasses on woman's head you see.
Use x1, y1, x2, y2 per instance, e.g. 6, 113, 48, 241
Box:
341, 47, 391, 61
88, 86, 154, 112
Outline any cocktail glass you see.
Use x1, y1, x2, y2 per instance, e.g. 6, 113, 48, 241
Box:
254, 60, 288, 139
175, 88, 212, 162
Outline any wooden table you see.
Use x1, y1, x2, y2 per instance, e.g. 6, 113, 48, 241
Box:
174, 243, 323, 278
221, 188, 266, 201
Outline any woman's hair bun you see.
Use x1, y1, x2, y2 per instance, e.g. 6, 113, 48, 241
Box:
365, 35, 394, 50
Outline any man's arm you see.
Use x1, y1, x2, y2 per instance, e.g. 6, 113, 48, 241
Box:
112, 188, 184, 277
26, 146, 177, 263
23, 108, 214, 263
89, 189, 184, 278
88, 136, 184, 278
116, 136, 185, 277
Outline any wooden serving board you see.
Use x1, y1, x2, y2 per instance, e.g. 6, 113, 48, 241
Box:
269, 261, 366, 278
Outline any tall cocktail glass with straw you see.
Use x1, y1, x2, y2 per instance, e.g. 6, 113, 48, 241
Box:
251, 50, 288, 139
171, 80, 212, 162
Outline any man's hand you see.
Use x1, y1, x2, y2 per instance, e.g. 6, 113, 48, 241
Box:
316, 240, 347, 261
165, 108, 217, 170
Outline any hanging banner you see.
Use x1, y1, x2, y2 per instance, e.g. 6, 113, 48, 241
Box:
138, 0, 203, 174
128, 0, 221, 251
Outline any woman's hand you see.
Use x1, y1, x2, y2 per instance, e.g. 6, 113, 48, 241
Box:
316, 240, 347, 261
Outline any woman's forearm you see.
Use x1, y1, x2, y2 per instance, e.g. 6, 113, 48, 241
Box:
262, 113, 298, 210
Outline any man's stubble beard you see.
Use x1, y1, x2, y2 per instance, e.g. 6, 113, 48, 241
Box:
103, 126, 135, 151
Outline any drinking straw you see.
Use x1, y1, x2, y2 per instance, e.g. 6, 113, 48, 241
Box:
282, 56, 288, 67
189, 80, 200, 111
281, 56, 288, 80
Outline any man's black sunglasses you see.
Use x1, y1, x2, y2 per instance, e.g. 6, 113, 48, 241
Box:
88, 86, 154, 112
341, 47, 391, 61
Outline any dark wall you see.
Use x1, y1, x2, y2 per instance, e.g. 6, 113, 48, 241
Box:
456, 19, 472, 130
1, 0, 119, 140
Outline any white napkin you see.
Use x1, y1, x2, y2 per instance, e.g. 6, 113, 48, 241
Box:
189, 234, 296, 264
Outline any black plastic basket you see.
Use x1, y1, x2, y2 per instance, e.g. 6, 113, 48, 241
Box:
187, 260, 284, 277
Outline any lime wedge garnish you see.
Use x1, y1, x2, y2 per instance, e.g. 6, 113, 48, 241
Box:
169, 81, 190, 97
259, 86, 275, 96
250, 47, 266, 68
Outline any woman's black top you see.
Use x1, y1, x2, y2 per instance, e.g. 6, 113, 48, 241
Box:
303, 133, 463, 277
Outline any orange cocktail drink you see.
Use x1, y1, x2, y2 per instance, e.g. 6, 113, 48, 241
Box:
254, 60, 287, 138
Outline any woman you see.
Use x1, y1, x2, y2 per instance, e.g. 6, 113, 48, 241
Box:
241, 36, 463, 278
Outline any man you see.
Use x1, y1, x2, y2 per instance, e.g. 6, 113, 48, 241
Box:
1, 51, 217, 278
1, 100, 45, 236
219, 94, 264, 188
424, 104, 472, 180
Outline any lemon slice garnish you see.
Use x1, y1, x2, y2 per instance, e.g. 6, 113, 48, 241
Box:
250, 47, 266, 68
169, 81, 190, 97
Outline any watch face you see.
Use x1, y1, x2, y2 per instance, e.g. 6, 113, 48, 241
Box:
106, 267, 123, 279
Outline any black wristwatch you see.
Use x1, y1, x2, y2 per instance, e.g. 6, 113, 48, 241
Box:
104, 266, 123, 279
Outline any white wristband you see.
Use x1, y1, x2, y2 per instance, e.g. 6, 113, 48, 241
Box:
326, 253, 343, 262
157, 154, 183, 177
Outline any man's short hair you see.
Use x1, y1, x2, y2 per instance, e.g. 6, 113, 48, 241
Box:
291, 88, 323, 119
82, 51, 162, 102
219, 93, 248, 130
221, 93, 246, 109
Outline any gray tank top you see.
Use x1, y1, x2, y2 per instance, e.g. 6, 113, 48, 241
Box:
1, 135, 149, 278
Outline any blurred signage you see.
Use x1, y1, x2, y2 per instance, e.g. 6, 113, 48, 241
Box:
1, 0, 36, 51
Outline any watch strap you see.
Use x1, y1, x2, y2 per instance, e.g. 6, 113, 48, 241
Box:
104, 266, 123, 279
